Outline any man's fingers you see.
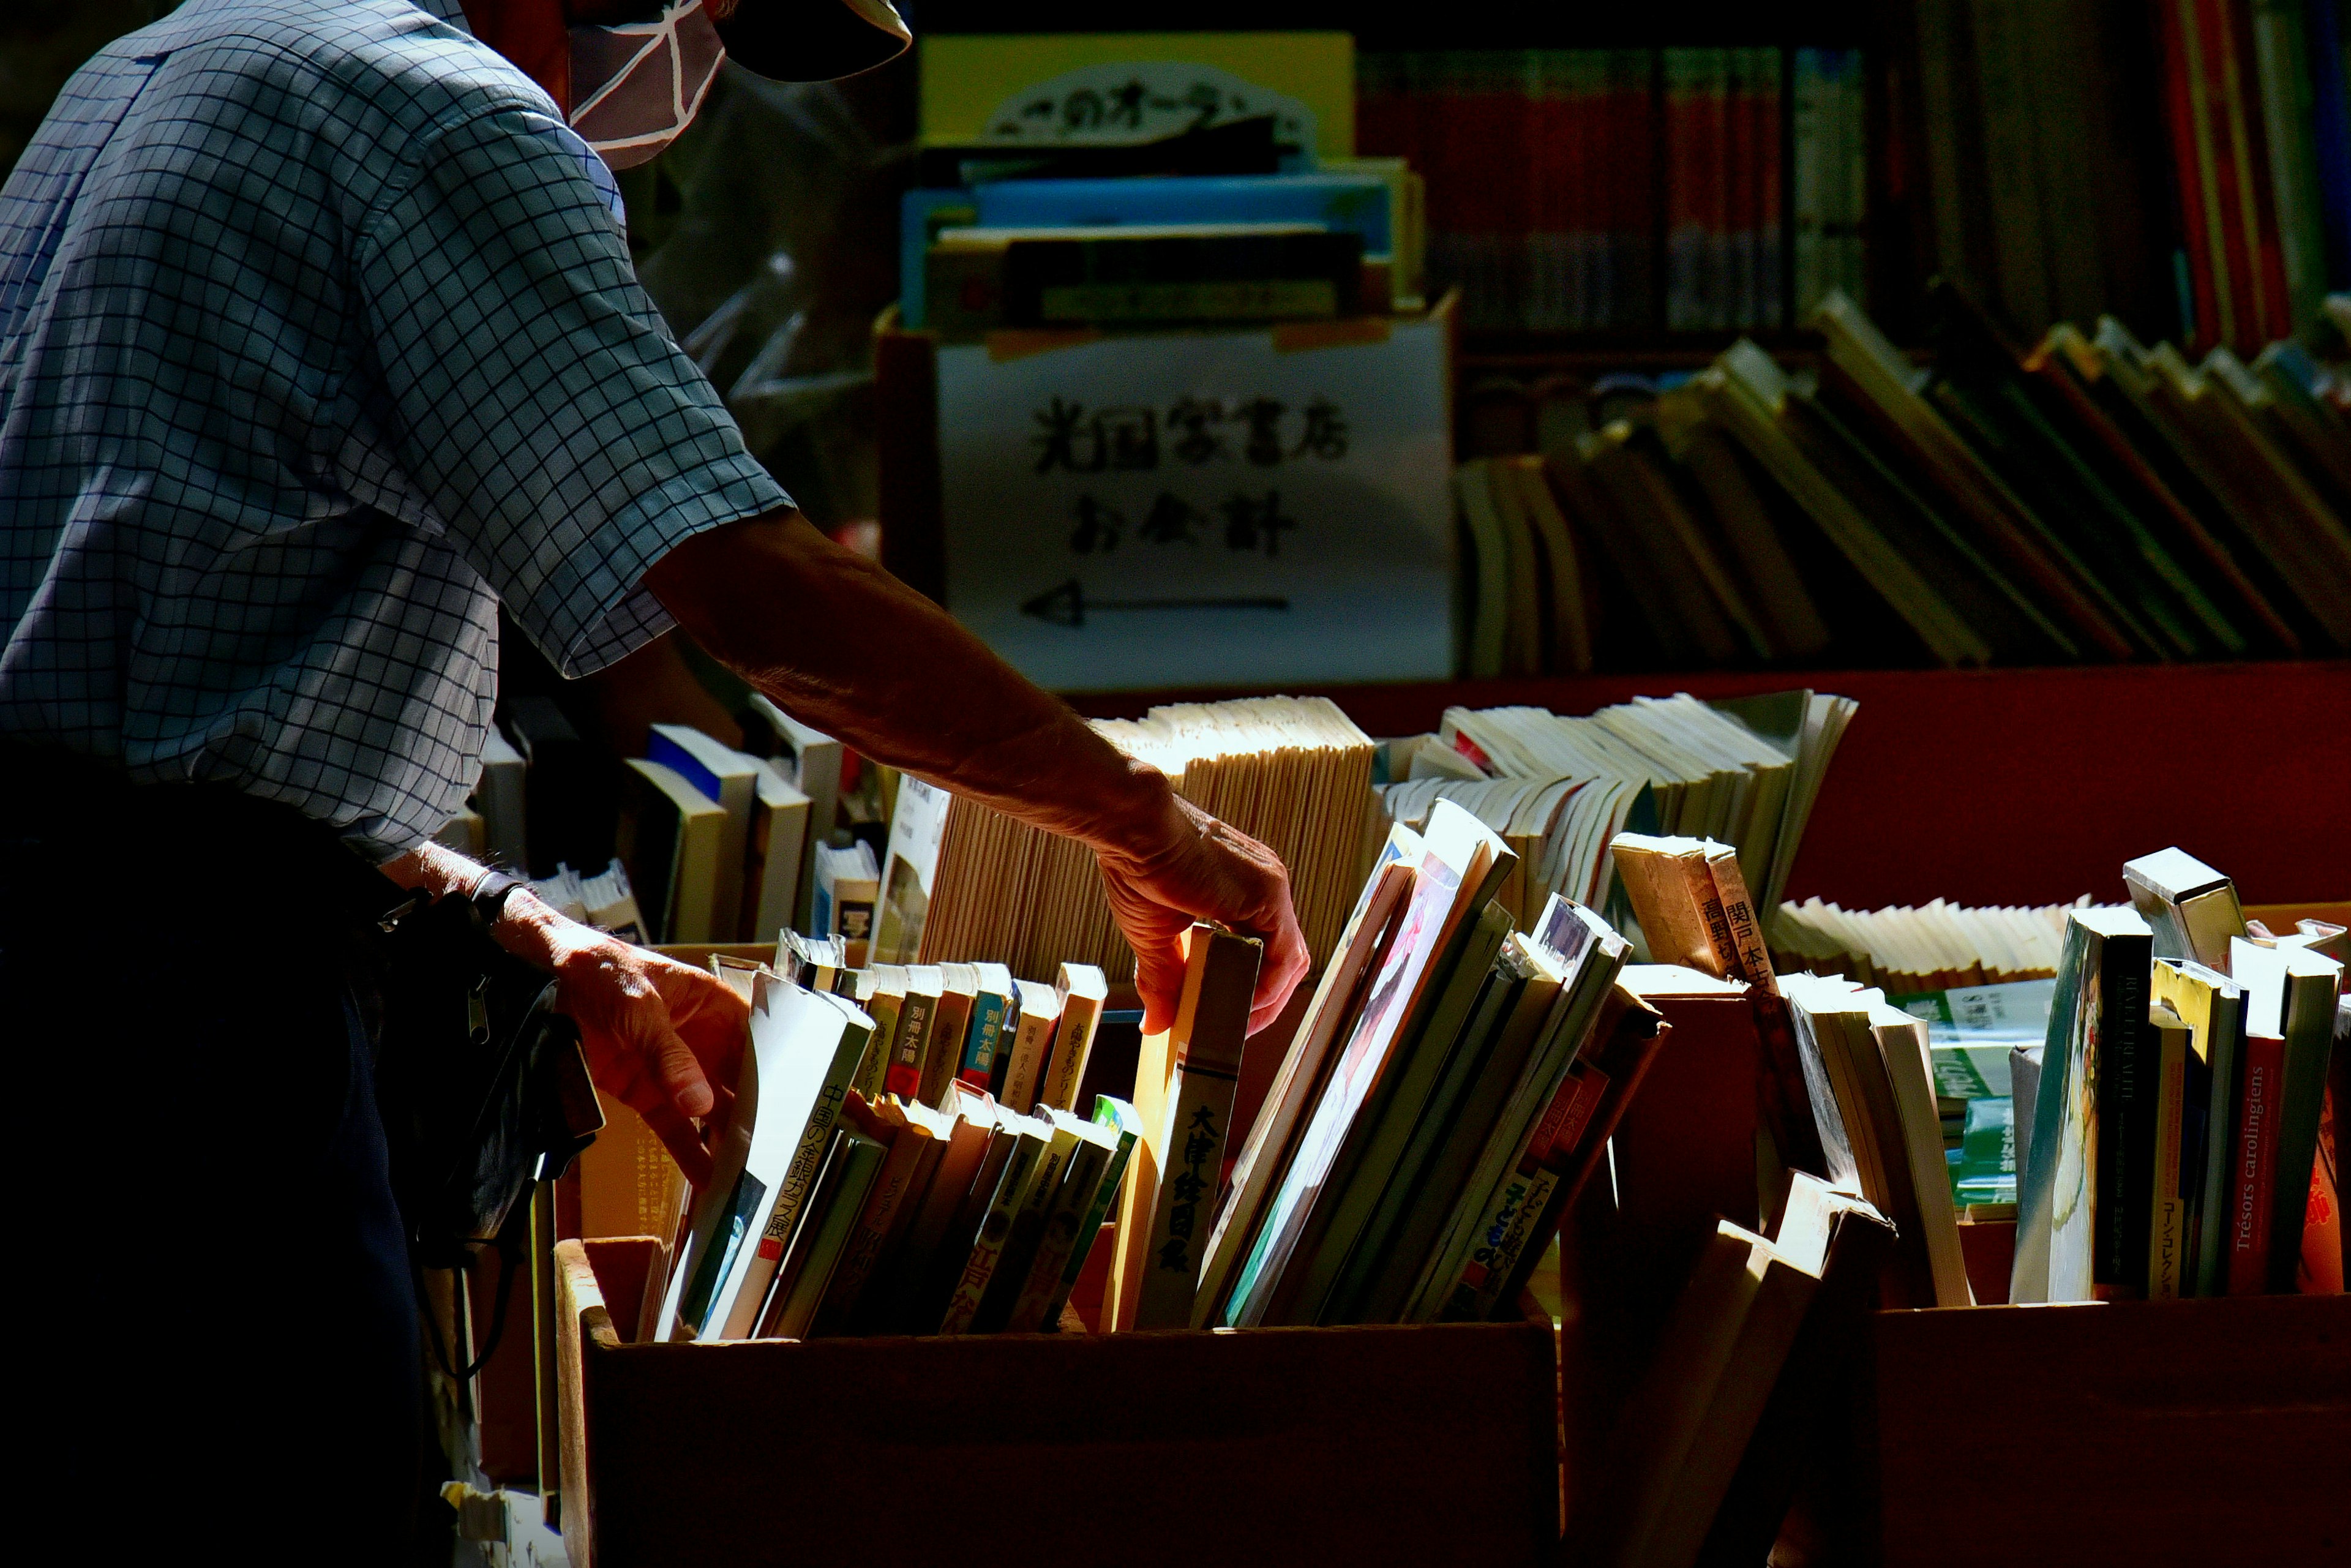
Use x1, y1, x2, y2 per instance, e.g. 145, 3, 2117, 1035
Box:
1132, 927, 1187, 1035
647, 1015, 716, 1119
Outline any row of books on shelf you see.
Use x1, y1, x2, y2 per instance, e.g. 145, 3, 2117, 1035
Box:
1454, 287, 2351, 674
1356, 46, 1866, 333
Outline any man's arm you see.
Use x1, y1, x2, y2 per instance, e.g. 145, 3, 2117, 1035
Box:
642, 509, 1311, 1035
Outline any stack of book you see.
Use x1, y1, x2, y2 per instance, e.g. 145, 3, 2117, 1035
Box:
1189, 798, 1643, 1329
638, 943, 1132, 1343
1380, 689, 1854, 925
2015, 846, 2346, 1302
904, 35, 1423, 339
1769, 895, 2092, 990
1452, 287, 2351, 674
920, 696, 1377, 982
1356, 47, 1867, 332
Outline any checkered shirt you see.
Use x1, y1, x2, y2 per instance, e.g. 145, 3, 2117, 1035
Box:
0, 0, 788, 857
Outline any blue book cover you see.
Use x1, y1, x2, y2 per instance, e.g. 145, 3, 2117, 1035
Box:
961, 987, 1008, 1081
900, 174, 1393, 327
645, 729, 724, 804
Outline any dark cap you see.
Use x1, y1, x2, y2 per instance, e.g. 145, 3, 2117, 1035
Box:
714, 0, 910, 83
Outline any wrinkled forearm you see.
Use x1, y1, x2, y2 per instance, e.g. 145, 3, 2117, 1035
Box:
645, 511, 1181, 861
378, 839, 576, 972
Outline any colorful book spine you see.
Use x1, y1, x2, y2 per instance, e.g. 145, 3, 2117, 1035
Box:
958, 965, 1013, 1090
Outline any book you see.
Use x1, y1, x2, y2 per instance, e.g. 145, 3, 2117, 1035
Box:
939, 1108, 1056, 1334
1560, 1217, 1827, 1568
746, 696, 841, 933
967, 1108, 1078, 1334
645, 724, 761, 943
743, 763, 811, 949
756, 1130, 885, 1341
882, 966, 943, 1101
811, 841, 879, 968
2152, 958, 2247, 1296
711, 977, 873, 1341
853, 966, 907, 1101
926, 222, 1367, 336
475, 726, 527, 869
870, 773, 950, 966
2230, 934, 2345, 1289
1133, 926, 1262, 1330
2228, 1029, 2289, 1294
1003, 1107, 1120, 1334
811, 1097, 939, 1337
2124, 845, 2249, 967
921, 963, 982, 1109
957, 962, 1016, 1092
614, 758, 726, 945
1782, 973, 1972, 1307
2147, 1001, 2194, 1299
902, 171, 1398, 328
2012, 906, 2154, 1305
1224, 800, 1518, 1327
1042, 1094, 1144, 1329
1194, 838, 1422, 1326
1038, 962, 1109, 1113
997, 979, 1063, 1112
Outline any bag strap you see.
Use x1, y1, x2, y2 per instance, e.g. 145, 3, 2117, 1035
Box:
414, 1202, 534, 1384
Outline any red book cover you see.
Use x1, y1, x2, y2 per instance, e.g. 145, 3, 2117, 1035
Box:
2157, 0, 2222, 347
2227, 1031, 2285, 1296
2300, 1082, 2342, 1294
2190, 0, 2263, 350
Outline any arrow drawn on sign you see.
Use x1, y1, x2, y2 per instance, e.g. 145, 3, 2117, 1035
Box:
1019, 579, 1291, 629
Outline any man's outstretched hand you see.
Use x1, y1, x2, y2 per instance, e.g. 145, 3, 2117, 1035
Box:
1098, 792, 1310, 1038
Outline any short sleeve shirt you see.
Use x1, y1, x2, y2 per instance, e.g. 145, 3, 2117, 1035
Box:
0, 0, 789, 857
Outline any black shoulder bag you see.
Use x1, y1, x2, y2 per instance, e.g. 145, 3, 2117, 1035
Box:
362, 871, 606, 1378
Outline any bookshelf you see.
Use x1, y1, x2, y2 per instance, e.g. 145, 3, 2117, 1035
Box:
1063, 661, 2351, 909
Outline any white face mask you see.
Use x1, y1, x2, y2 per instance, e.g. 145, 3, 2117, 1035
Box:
568, 2, 726, 171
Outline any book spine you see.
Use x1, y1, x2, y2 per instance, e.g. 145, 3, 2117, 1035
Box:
917, 996, 969, 1108
959, 991, 1008, 1089
2192, 0, 2262, 348
2091, 936, 2153, 1298
2218, 0, 2299, 342
2148, 1021, 2189, 1299
1443, 1064, 1610, 1317
885, 992, 933, 1100
2168, 0, 2238, 347
939, 1140, 1040, 1334
1040, 994, 1104, 1113
810, 1142, 920, 1337
1134, 1060, 1244, 1329
999, 1008, 1056, 1113
2227, 1032, 2285, 1294
721, 1090, 851, 1340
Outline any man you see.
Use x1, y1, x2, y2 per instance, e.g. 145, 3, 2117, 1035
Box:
0, 1, 1308, 1553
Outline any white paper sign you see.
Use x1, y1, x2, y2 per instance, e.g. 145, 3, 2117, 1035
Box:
936, 319, 1454, 691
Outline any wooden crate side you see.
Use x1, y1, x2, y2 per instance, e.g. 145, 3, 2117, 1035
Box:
566, 1246, 1554, 1567
1875, 1294, 2351, 1567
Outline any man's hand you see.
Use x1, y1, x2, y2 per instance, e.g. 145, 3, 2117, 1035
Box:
378, 842, 744, 1184
531, 915, 746, 1187
1099, 790, 1310, 1037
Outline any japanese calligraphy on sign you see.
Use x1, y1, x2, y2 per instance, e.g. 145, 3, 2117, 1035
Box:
936, 320, 1452, 690
981, 62, 1318, 156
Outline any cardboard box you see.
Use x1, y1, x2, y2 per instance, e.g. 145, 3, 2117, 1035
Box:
556, 1237, 1557, 1567
1875, 1293, 2351, 1566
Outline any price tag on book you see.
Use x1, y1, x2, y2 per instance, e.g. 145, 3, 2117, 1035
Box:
934, 316, 1454, 691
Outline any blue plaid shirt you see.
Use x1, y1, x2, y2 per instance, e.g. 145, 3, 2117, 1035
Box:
0, 0, 788, 857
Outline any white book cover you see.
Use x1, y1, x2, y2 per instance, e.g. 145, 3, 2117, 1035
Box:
871, 774, 951, 966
